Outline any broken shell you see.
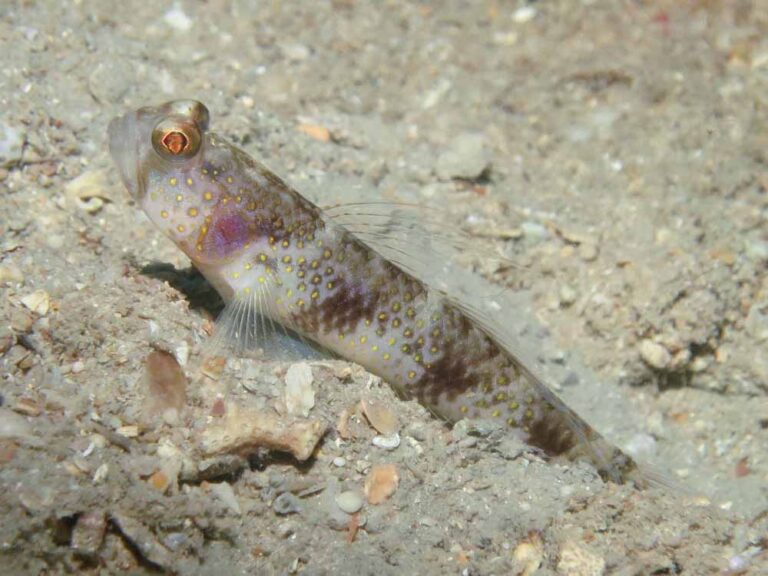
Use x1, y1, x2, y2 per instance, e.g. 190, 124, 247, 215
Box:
145, 350, 187, 415
372, 433, 401, 451
360, 398, 399, 436
284, 362, 315, 417
364, 463, 399, 505
20, 289, 50, 315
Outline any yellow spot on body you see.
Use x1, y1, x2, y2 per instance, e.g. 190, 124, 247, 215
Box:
204, 191, 213, 201
430, 345, 438, 353
507, 418, 516, 426
231, 272, 240, 279
175, 194, 183, 202
383, 353, 391, 360
359, 336, 367, 344
196, 243, 203, 251
282, 255, 292, 263
524, 409, 533, 419
236, 196, 242, 203
388, 338, 396, 346
431, 328, 441, 338
401, 344, 411, 353
498, 375, 510, 386
297, 256, 306, 265
259, 253, 267, 262
286, 289, 293, 297
258, 276, 266, 284
323, 249, 331, 259
414, 353, 422, 363
244, 263, 252, 270
226, 176, 233, 183
169, 177, 178, 186
378, 312, 388, 321
186, 178, 193, 186
222, 196, 229, 204
392, 318, 401, 328
160, 210, 169, 219
177, 224, 186, 233
495, 392, 507, 402
187, 207, 198, 217
311, 260, 319, 269
460, 406, 469, 414
285, 265, 294, 273
491, 410, 501, 418
406, 307, 416, 319
371, 345, 379, 352
407, 370, 416, 379
416, 320, 425, 329
403, 328, 413, 338
392, 302, 401, 313
282, 240, 290, 248
297, 240, 304, 249
326, 281, 334, 289
404, 292, 413, 301
338, 333, 345, 341
243, 287, 251, 294
509, 401, 519, 410
311, 290, 319, 300
297, 299, 305, 307
298, 283, 306, 292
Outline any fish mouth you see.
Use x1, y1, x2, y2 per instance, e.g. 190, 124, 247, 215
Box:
107, 110, 143, 200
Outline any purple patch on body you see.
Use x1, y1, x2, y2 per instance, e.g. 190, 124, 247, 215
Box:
206, 212, 251, 259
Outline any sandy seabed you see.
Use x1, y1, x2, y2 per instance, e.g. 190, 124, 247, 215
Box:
0, 1, 766, 574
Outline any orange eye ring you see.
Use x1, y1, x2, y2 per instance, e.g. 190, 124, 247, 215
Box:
152, 117, 201, 160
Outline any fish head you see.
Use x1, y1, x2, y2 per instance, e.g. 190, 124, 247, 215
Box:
108, 100, 263, 264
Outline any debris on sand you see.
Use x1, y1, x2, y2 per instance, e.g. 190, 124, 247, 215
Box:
200, 405, 326, 461
284, 362, 315, 417
364, 463, 399, 505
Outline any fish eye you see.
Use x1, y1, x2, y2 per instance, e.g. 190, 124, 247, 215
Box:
151, 117, 201, 160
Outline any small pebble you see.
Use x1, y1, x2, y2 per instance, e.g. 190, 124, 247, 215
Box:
163, 4, 193, 31
372, 432, 401, 451
521, 221, 549, 241
436, 133, 490, 180
578, 242, 599, 261
335, 491, 364, 514
557, 542, 605, 576
513, 6, 537, 24
558, 284, 577, 307
20, 290, 50, 315
332, 456, 347, 467
639, 339, 671, 370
